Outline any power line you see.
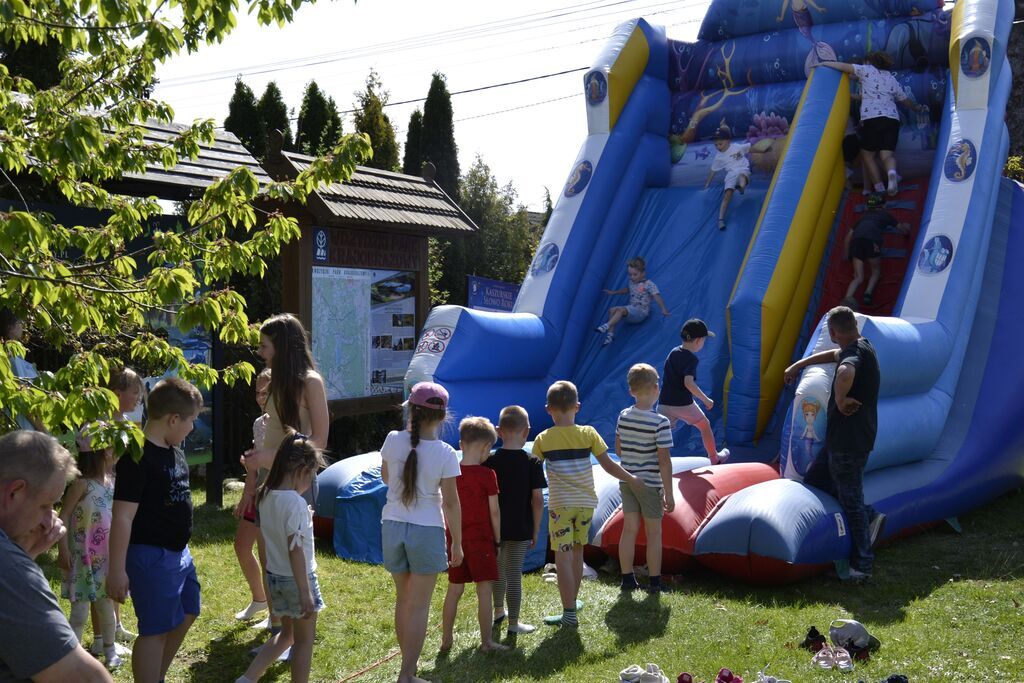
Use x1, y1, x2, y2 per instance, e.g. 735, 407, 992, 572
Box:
454, 93, 579, 122
159, 0, 703, 88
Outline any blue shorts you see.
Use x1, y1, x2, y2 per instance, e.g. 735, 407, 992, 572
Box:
382, 520, 448, 575
624, 306, 649, 324
125, 544, 201, 636
266, 571, 325, 619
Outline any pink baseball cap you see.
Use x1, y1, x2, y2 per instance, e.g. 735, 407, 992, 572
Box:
407, 382, 449, 409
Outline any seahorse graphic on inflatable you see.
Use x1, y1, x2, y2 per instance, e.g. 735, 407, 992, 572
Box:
950, 141, 973, 180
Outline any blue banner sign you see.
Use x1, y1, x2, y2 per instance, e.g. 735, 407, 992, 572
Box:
467, 275, 520, 312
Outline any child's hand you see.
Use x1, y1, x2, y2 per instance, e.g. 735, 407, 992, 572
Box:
627, 475, 646, 493
449, 543, 464, 568
602, 289, 614, 295
663, 491, 675, 514
107, 569, 130, 603
528, 533, 538, 549
702, 397, 714, 411
784, 366, 800, 385
661, 309, 670, 317
299, 590, 315, 619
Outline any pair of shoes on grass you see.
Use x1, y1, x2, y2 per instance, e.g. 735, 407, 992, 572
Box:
812, 645, 855, 672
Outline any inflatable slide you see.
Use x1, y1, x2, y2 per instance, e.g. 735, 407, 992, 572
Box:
394, 0, 1024, 583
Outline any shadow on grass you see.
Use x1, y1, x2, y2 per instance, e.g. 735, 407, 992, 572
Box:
184, 621, 285, 682
664, 488, 1024, 626
604, 590, 671, 647
425, 625, 588, 682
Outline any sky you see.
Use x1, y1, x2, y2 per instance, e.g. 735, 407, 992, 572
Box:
153, 0, 712, 210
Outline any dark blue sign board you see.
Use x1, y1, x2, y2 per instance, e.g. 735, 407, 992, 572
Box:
467, 275, 520, 312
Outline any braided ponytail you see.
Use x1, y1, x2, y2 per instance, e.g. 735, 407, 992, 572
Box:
399, 403, 446, 506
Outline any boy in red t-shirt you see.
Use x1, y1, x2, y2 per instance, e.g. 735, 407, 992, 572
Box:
440, 417, 509, 653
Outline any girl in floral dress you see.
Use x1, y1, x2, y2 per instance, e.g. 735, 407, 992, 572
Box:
58, 435, 121, 670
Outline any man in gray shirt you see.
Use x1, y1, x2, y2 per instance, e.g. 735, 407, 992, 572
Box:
0, 430, 111, 682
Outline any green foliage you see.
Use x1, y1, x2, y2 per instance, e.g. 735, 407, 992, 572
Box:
224, 78, 265, 159
296, 81, 342, 156
433, 156, 538, 305
1006, 156, 1024, 183
257, 81, 293, 152
0, 35, 66, 89
0, 0, 373, 458
353, 70, 399, 171
420, 72, 460, 200
402, 108, 423, 176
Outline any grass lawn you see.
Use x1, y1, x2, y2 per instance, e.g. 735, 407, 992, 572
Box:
40, 485, 1024, 683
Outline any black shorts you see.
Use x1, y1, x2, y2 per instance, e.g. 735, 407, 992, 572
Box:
842, 134, 860, 163
859, 117, 900, 152
850, 237, 882, 261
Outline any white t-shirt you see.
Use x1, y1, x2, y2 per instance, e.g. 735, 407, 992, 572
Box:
852, 64, 906, 122
711, 142, 751, 174
380, 430, 461, 528
258, 489, 316, 576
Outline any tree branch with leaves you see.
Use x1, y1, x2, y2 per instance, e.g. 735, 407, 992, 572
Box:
0, 0, 371, 457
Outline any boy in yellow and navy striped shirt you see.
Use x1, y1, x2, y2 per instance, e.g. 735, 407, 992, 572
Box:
531, 380, 643, 627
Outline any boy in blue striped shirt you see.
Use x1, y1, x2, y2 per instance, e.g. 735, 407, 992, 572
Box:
616, 363, 675, 592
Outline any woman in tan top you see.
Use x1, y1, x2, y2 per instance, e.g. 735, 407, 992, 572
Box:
242, 313, 330, 653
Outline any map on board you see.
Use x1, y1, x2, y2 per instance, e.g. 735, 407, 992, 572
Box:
312, 267, 371, 400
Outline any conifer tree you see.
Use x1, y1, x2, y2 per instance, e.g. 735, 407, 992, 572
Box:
402, 108, 423, 176
354, 70, 400, 171
224, 78, 266, 158
257, 81, 293, 152
420, 72, 460, 200
296, 81, 340, 156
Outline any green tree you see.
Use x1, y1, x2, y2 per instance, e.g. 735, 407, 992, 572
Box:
420, 73, 459, 200
434, 156, 537, 305
257, 81, 293, 152
0, 0, 371, 455
1006, 156, 1024, 183
354, 71, 399, 171
296, 81, 342, 156
403, 108, 423, 176
224, 78, 266, 159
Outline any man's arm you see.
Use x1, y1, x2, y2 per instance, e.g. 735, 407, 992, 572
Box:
106, 500, 138, 603
833, 363, 861, 415
784, 349, 841, 384
32, 646, 112, 683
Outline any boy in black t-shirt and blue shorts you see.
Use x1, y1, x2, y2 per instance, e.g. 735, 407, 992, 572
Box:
108, 377, 203, 683
657, 319, 730, 464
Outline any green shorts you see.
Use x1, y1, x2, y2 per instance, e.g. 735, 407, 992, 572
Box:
548, 507, 593, 553
619, 482, 665, 519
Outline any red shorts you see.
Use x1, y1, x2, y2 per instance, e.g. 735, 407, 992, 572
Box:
447, 539, 498, 584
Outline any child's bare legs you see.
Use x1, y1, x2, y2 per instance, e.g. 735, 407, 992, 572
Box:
644, 518, 663, 579
394, 572, 438, 683
439, 582, 464, 651
132, 615, 196, 683
242, 617, 294, 682
554, 547, 580, 610
605, 307, 627, 334
290, 614, 316, 683
860, 149, 883, 191
865, 257, 881, 302
474, 582, 507, 651
879, 149, 899, 194
618, 512, 642, 576
719, 188, 734, 228
846, 258, 866, 300
695, 415, 722, 464
234, 519, 267, 604
255, 532, 279, 631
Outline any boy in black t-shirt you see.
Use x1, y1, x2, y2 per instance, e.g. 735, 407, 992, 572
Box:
842, 194, 911, 309
484, 406, 546, 635
108, 377, 203, 683
657, 319, 730, 464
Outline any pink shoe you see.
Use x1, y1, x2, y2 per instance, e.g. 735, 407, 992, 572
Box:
716, 668, 743, 683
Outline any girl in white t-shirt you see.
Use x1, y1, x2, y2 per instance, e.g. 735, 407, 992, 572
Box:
380, 382, 463, 683
818, 52, 929, 197
236, 434, 325, 683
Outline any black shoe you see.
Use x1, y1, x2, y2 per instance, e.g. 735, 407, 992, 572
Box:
869, 512, 887, 549
620, 576, 640, 592
799, 626, 827, 651
863, 291, 874, 306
